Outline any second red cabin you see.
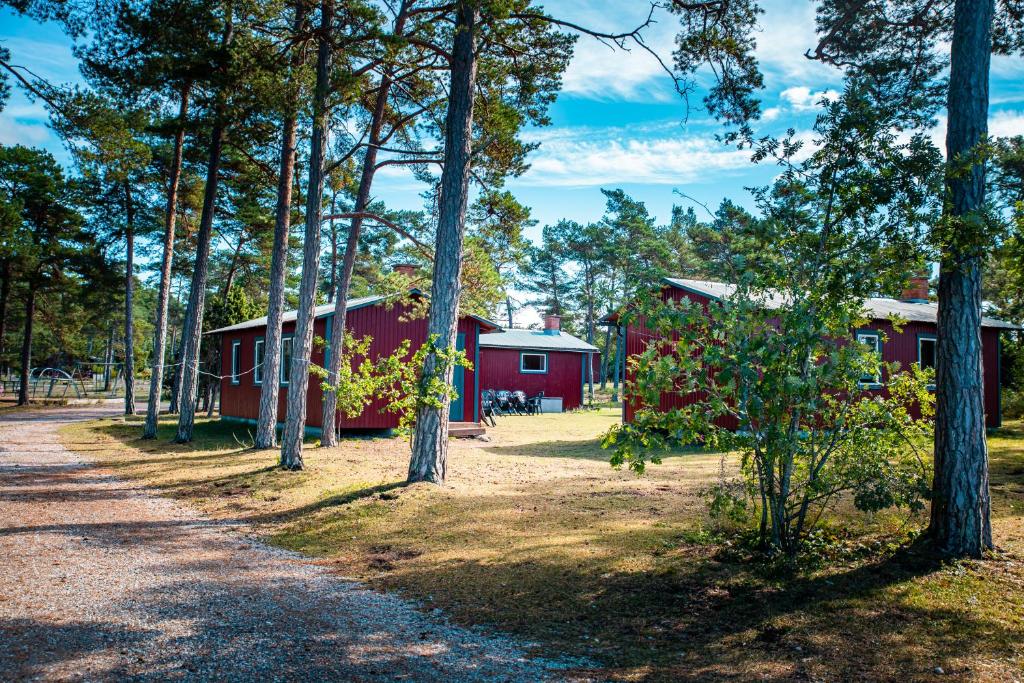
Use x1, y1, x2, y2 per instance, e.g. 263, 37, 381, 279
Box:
611, 277, 1019, 430
478, 315, 598, 412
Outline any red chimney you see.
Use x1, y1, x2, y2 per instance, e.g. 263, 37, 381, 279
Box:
901, 275, 930, 303
543, 314, 561, 335
393, 263, 416, 279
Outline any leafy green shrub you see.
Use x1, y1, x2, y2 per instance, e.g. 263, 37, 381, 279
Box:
1004, 388, 1024, 420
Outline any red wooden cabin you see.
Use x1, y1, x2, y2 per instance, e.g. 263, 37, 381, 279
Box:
478, 315, 597, 411
609, 277, 1020, 430
211, 290, 499, 436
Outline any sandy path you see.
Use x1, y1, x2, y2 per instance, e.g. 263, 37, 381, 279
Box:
0, 406, 574, 682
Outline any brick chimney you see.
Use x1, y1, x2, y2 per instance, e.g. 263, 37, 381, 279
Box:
392, 263, 416, 279
543, 314, 561, 335
901, 275, 930, 303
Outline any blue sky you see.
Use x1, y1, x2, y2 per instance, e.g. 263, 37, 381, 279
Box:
2, 1, 1023, 241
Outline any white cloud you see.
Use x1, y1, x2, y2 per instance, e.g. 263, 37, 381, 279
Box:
761, 86, 838, 122
557, 2, 680, 101
990, 110, 1024, 139
0, 90, 57, 148
753, 0, 839, 88
0, 115, 52, 146
0, 35, 80, 83
779, 86, 839, 110
515, 134, 753, 187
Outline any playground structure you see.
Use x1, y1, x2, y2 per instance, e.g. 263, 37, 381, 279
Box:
1, 367, 86, 400
0, 363, 152, 400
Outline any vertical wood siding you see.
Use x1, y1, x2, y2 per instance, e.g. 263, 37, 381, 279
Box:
219, 301, 481, 430
623, 285, 1006, 429
478, 347, 590, 410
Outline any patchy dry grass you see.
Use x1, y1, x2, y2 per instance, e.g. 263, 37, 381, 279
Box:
62, 410, 1024, 681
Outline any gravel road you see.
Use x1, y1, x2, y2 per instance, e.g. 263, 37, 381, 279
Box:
0, 405, 578, 682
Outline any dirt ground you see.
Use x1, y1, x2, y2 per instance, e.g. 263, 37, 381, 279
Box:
0, 405, 582, 682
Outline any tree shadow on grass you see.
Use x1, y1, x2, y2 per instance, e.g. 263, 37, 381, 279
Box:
250, 480, 408, 524
372, 540, 1020, 681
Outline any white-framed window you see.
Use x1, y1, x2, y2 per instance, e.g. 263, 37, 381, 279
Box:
520, 352, 548, 374
230, 340, 241, 385
254, 338, 265, 385
856, 331, 882, 386
918, 335, 937, 371
280, 336, 293, 385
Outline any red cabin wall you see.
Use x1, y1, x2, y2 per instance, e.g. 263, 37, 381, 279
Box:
621, 286, 739, 429
478, 347, 590, 410
218, 301, 480, 431
622, 286, 1006, 430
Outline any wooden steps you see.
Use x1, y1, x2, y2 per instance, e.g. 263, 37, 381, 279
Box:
449, 421, 486, 438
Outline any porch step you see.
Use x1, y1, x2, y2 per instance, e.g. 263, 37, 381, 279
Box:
449, 421, 486, 438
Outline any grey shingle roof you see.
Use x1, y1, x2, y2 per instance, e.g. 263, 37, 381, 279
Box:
664, 277, 1020, 330
479, 328, 597, 352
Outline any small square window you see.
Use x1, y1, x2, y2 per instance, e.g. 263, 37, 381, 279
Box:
230, 341, 241, 385
521, 352, 547, 373
254, 339, 265, 385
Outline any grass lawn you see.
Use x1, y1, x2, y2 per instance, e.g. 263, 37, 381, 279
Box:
61, 409, 1024, 681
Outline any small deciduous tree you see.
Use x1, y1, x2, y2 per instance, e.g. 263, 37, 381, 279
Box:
604, 87, 944, 557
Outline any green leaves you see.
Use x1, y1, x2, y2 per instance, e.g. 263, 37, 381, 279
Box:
600, 79, 948, 557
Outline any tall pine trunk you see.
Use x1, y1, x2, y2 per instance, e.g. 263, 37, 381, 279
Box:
169, 332, 183, 413
175, 112, 227, 442
144, 85, 189, 437
279, 0, 333, 470
327, 194, 337, 303
255, 119, 299, 449
407, 1, 478, 485
321, 6, 407, 447
0, 260, 9, 374
103, 325, 114, 392
586, 314, 595, 403
123, 183, 137, 415
928, 0, 995, 558
175, 9, 233, 443
17, 286, 34, 406
599, 325, 610, 389
256, 0, 305, 450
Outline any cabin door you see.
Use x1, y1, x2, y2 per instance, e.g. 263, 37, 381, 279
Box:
449, 333, 465, 421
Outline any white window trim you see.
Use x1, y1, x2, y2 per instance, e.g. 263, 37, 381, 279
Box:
917, 335, 937, 370
254, 339, 265, 385
918, 334, 937, 390
280, 336, 293, 385
520, 352, 548, 374
856, 331, 882, 388
230, 340, 241, 385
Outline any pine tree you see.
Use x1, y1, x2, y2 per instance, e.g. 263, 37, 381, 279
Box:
0, 146, 103, 404
810, 0, 1024, 557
